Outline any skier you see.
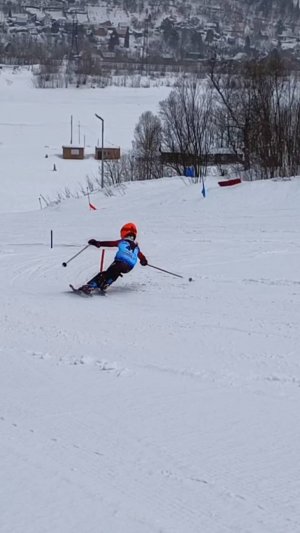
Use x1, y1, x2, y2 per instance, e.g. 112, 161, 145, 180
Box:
79, 222, 148, 293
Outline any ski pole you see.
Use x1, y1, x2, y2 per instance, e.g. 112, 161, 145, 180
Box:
62, 244, 90, 267
147, 263, 184, 279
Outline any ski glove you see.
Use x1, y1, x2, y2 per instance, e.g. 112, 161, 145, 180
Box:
88, 239, 101, 248
140, 257, 148, 266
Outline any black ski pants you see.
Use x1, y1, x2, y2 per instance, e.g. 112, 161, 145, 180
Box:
88, 260, 132, 289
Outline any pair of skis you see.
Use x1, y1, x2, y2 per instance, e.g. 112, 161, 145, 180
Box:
69, 284, 106, 297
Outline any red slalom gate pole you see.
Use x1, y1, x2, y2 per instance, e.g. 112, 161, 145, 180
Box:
100, 249, 105, 272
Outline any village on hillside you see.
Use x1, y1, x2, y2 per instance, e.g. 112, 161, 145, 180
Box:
1, 0, 300, 79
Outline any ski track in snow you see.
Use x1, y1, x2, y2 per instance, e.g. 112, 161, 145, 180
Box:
1, 185, 300, 533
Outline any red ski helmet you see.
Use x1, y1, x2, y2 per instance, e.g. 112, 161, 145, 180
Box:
120, 222, 137, 239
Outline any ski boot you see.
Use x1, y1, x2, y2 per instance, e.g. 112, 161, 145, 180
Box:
78, 281, 98, 294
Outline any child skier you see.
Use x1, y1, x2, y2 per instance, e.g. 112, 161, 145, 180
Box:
79, 222, 148, 293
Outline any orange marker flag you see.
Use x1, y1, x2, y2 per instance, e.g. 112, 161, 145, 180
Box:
87, 189, 97, 210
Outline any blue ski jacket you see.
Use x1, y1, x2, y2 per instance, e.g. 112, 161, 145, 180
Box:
90, 238, 147, 269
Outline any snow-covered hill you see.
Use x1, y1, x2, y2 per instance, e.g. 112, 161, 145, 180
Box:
1, 68, 300, 533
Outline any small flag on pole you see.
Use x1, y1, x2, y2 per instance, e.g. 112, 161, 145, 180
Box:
87, 188, 97, 210
201, 175, 206, 198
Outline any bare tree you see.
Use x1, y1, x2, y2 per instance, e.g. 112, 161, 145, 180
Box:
208, 59, 256, 171
209, 55, 300, 179
99, 152, 136, 185
159, 79, 215, 177
132, 111, 162, 180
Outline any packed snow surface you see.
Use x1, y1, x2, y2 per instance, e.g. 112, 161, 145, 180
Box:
1, 67, 300, 533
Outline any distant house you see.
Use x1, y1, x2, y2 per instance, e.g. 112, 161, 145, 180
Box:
94, 26, 108, 37
48, 1, 65, 8
75, 12, 89, 26
283, 41, 300, 52
44, 8, 65, 22
204, 22, 218, 31
185, 51, 203, 61
278, 31, 294, 42
117, 25, 130, 47
95, 147, 121, 160
13, 14, 29, 26
98, 20, 113, 29
65, 10, 89, 28
160, 148, 242, 167
132, 29, 143, 38
161, 53, 175, 60
24, 7, 45, 24
207, 147, 243, 165
99, 50, 116, 60
62, 146, 84, 160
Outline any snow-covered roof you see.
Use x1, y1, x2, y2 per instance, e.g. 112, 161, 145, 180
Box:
44, 9, 65, 21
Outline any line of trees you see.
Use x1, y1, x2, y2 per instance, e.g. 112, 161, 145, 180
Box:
124, 54, 300, 181
49, 54, 300, 186
209, 53, 300, 179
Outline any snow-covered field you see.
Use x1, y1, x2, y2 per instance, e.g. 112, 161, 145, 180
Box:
0, 66, 171, 212
1, 68, 300, 533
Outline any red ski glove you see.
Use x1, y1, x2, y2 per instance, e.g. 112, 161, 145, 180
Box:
140, 256, 148, 266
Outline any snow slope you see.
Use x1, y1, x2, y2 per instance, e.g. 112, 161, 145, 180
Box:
1, 68, 300, 533
0, 66, 170, 212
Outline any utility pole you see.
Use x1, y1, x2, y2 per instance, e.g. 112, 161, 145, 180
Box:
95, 113, 104, 188
70, 115, 73, 144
